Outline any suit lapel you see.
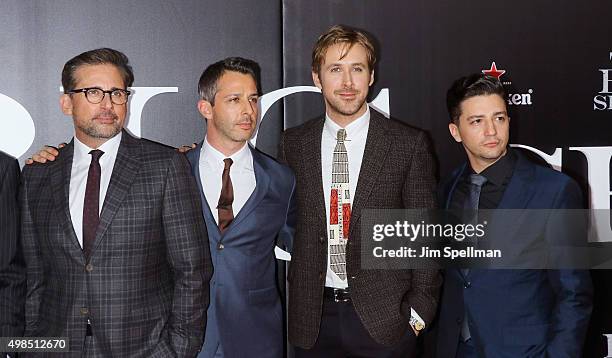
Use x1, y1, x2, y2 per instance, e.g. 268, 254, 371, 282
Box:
443, 165, 472, 280
449, 152, 536, 276
350, 111, 391, 230
443, 164, 466, 209
187, 142, 220, 239
50, 141, 83, 258
497, 153, 535, 209
488, 153, 536, 242
302, 118, 327, 225
227, 146, 270, 232
90, 132, 142, 256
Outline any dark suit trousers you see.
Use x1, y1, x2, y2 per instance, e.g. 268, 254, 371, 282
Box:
294, 295, 415, 358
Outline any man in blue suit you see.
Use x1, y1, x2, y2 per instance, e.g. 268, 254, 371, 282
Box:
30, 57, 296, 358
188, 58, 296, 358
435, 74, 592, 357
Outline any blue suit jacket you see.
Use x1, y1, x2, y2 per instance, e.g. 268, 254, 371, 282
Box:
187, 143, 296, 358
435, 151, 593, 358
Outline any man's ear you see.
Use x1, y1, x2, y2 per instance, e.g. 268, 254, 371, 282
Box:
197, 99, 213, 121
369, 69, 375, 86
312, 71, 322, 90
448, 122, 462, 143
60, 94, 73, 116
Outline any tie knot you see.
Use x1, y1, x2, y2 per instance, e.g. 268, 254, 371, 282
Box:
223, 158, 233, 170
468, 174, 487, 187
89, 149, 104, 162
336, 129, 347, 143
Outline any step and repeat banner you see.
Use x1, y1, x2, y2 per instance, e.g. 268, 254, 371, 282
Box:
0, 0, 283, 160
281, 1, 611, 356
2, 0, 611, 356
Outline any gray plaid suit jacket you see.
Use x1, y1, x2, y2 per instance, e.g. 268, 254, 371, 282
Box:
20, 131, 212, 357
280, 110, 442, 351
0, 152, 25, 342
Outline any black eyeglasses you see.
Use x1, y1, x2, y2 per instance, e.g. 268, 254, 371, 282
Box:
68, 87, 131, 105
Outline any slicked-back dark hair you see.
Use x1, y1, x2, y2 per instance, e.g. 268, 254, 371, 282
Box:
198, 57, 261, 105
446, 74, 506, 123
61, 48, 134, 92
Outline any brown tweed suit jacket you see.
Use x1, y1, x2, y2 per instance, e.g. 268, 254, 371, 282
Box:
280, 109, 442, 349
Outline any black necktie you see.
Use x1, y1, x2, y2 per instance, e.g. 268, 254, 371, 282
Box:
460, 173, 487, 341
464, 174, 488, 211
461, 174, 487, 275
83, 149, 104, 259
217, 158, 234, 232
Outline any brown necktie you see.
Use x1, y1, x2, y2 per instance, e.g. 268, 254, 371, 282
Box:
83, 149, 104, 259
217, 158, 234, 232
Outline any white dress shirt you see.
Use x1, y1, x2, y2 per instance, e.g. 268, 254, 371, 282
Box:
322, 107, 370, 289
69, 132, 122, 248
198, 138, 256, 225
320, 108, 425, 328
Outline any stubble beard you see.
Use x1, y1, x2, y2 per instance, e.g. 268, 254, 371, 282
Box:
78, 113, 122, 139
325, 92, 367, 118
219, 119, 255, 143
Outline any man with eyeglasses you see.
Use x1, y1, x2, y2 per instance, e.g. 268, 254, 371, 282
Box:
28, 56, 296, 358
20, 48, 212, 357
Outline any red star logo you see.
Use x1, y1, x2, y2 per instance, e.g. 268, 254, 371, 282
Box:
482, 62, 506, 79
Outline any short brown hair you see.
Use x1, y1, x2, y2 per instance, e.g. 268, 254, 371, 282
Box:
62, 48, 134, 92
311, 25, 376, 74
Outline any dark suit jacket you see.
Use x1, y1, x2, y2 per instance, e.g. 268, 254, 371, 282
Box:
186, 143, 296, 358
20, 131, 212, 357
0, 152, 24, 342
435, 151, 593, 358
280, 109, 442, 350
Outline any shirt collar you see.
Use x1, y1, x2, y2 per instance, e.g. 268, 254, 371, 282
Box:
469, 147, 516, 187
73, 131, 122, 164
202, 137, 253, 171
324, 106, 370, 141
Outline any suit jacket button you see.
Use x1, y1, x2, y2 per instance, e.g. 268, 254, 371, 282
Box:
217, 243, 224, 250
80, 307, 89, 315
319, 236, 325, 244
319, 272, 324, 279
464, 282, 471, 288
85, 264, 94, 272
456, 318, 462, 324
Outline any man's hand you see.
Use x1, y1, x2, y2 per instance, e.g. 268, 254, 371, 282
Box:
177, 143, 197, 153
25, 144, 65, 164
25, 142, 197, 164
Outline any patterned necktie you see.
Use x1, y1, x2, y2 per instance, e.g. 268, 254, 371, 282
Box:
83, 149, 104, 259
460, 173, 487, 341
217, 158, 234, 233
329, 129, 350, 281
